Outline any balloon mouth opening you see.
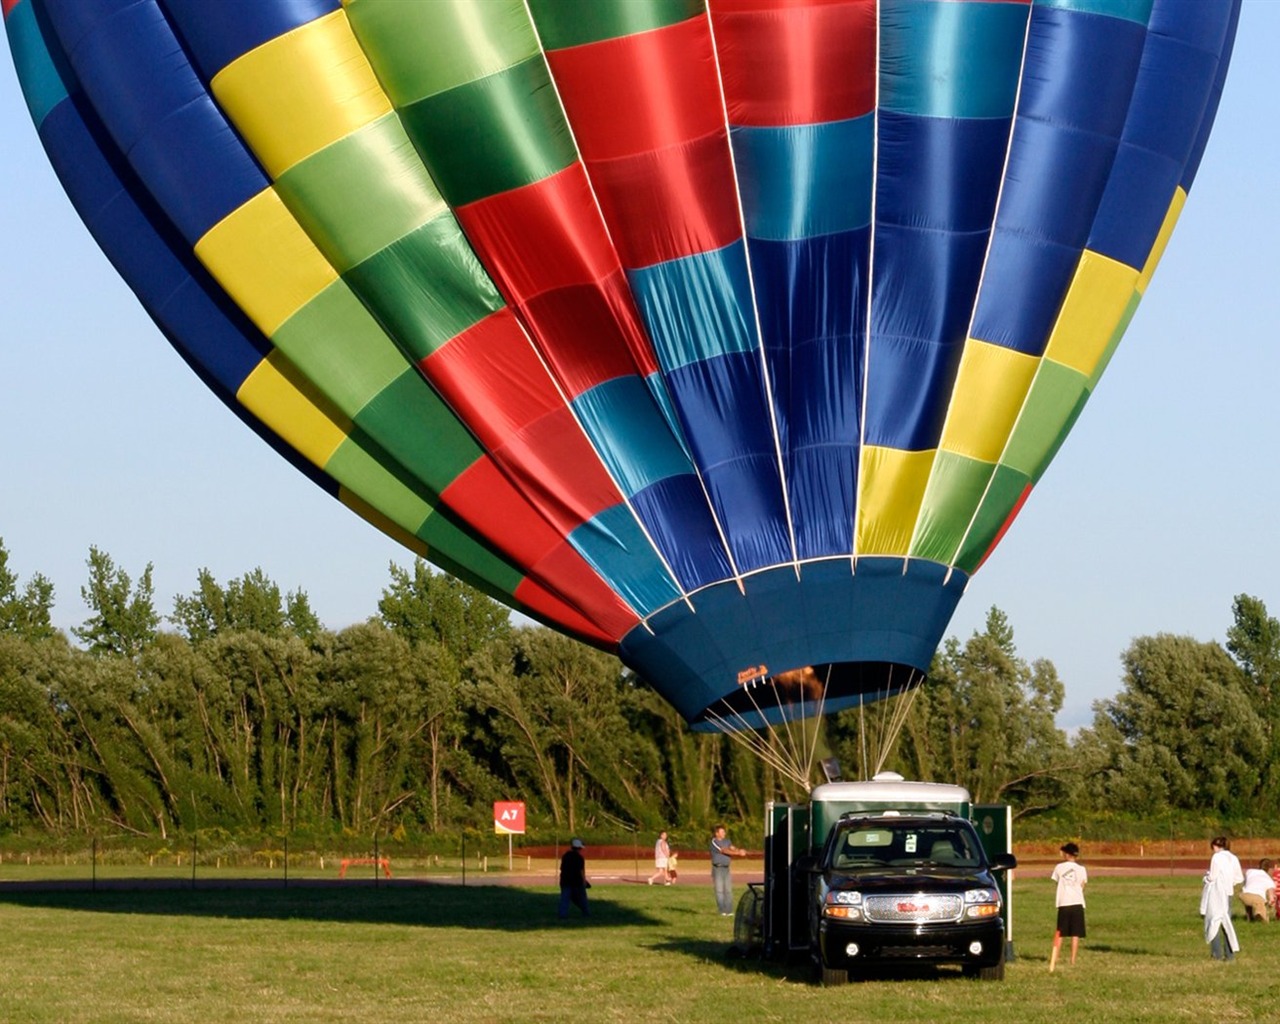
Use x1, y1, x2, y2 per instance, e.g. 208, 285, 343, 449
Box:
694, 660, 923, 730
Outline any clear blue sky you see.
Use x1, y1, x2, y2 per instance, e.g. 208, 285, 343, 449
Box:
2, 3, 1277, 730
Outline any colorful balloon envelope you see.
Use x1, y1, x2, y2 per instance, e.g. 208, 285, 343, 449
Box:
4, 0, 1240, 729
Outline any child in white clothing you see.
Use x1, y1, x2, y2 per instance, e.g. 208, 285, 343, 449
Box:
1049, 841, 1087, 972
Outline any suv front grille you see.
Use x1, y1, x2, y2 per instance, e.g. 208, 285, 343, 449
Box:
880, 945, 956, 959
863, 893, 963, 923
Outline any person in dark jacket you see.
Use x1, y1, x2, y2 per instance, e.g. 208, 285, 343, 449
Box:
559, 838, 590, 918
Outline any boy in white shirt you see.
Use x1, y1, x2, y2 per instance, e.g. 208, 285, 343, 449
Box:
1049, 841, 1088, 972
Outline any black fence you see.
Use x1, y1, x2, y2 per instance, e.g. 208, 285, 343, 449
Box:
0, 827, 699, 889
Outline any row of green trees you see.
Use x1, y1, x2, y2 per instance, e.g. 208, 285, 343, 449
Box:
1, 538, 1276, 842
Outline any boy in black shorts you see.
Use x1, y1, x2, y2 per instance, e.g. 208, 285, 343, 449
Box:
1049, 841, 1088, 972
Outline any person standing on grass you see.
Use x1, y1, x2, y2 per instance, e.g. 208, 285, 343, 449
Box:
1241, 858, 1274, 922
710, 825, 746, 916
1271, 858, 1280, 920
648, 830, 671, 886
558, 838, 590, 919
1049, 841, 1087, 972
1201, 836, 1243, 960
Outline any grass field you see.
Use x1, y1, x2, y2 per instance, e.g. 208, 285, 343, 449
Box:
1, 873, 1275, 1023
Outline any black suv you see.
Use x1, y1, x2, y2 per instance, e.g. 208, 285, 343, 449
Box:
806, 812, 1016, 983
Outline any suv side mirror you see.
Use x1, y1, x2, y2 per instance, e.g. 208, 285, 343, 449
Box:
989, 852, 1017, 872
794, 852, 821, 874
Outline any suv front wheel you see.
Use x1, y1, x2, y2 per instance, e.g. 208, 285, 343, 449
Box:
963, 957, 1005, 981
819, 963, 848, 987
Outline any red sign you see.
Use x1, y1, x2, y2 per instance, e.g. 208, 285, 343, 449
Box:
494, 801, 526, 835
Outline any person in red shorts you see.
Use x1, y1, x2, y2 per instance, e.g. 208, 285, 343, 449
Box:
1272, 858, 1280, 919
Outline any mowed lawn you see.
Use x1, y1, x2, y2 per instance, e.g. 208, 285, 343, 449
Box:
0, 873, 1275, 1023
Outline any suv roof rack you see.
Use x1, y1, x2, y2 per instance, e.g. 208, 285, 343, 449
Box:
836, 810, 959, 822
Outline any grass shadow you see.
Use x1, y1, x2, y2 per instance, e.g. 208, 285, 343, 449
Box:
0, 880, 662, 932
1087, 942, 1183, 957
642, 938, 972, 985
646, 934, 1191, 984
646, 937, 813, 980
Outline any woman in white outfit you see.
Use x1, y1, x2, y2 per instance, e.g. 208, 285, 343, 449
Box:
648, 830, 671, 885
1201, 836, 1243, 960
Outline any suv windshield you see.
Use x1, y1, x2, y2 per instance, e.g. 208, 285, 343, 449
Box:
828, 821, 982, 871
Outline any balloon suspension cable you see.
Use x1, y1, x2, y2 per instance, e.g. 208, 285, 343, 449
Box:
762, 664, 831, 790
801, 664, 834, 785
737, 678, 812, 787
701, 665, 835, 793
858, 698, 869, 780
702, 684, 803, 791
702, 701, 810, 790
873, 667, 894, 772
704, 664, 921, 792
772, 673, 806, 779
870, 667, 924, 778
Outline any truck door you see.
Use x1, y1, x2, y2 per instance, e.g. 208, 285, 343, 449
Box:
971, 803, 1014, 955
764, 802, 811, 955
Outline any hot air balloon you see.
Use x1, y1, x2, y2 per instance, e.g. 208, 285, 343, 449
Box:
3, 0, 1240, 779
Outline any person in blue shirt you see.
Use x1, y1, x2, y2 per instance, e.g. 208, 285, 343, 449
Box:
710, 825, 746, 915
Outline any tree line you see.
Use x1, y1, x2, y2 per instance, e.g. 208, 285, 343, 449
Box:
1, 537, 1276, 843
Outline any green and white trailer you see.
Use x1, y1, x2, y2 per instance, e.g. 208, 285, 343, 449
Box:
758, 772, 1014, 961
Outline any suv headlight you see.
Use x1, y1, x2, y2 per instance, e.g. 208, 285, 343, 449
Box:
824, 890, 863, 920
962, 888, 1001, 919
